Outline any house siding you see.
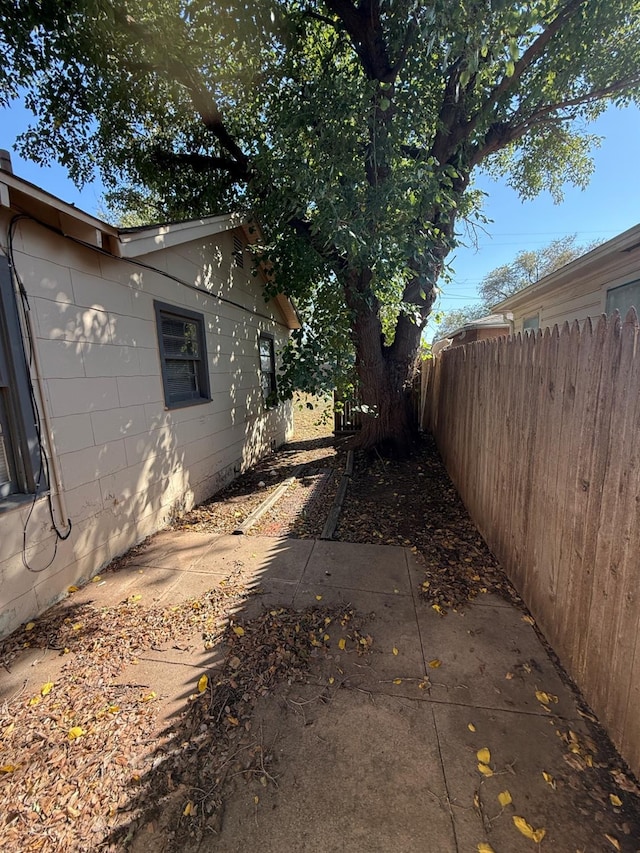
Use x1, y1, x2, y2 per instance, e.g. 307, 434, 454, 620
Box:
505, 241, 640, 334
0, 213, 293, 639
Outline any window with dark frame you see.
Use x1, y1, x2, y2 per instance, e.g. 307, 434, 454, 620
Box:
154, 301, 211, 408
258, 333, 277, 406
0, 255, 43, 500
606, 279, 640, 317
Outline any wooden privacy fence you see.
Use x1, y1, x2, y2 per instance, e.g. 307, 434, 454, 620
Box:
421, 310, 640, 777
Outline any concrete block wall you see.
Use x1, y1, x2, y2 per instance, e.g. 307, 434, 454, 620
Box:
0, 215, 293, 638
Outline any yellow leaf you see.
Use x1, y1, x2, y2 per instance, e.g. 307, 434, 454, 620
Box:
68, 727, 85, 740
513, 816, 545, 843
25, 622, 36, 632
392, 647, 399, 656
477, 763, 493, 777
429, 659, 442, 668
323, 634, 330, 642
72, 622, 83, 631
183, 801, 194, 816
535, 690, 558, 705
542, 771, 556, 789
609, 794, 622, 807
605, 834, 621, 851
498, 790, 512, 807
198, 675, 208, 693
40, 681, 54, 697
226, 716, 239, 726
254, 796, 259, 805
393, 678, 403, 685
315, 595, 322, 601
129, 594, 142, 603
0, 765, 16, 774
477, 748, 491, 764
67, 585, 79, 593
328, 677, 335, 685
91, 575, 101, 583
432, 604, 444, 615
108, 705, 120, 714
232, 626, 245, 637
422, 581, 430, 590
28, 696, 41, 707
477, 844, 496, 853
3, 722, 15, 737
468, 723, 476, 732
338, 638, 346, 650
142, 691, 156, 702
522, 615, 535, 625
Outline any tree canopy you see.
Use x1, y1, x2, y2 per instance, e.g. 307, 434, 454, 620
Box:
2, 0, 639, 452
436, 233, 597, 337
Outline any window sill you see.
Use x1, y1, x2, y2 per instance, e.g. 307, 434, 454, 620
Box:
0, 492, 45, 515
164, 396, 212, 411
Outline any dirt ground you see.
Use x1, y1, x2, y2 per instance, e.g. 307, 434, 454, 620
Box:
1, 394, 640, 852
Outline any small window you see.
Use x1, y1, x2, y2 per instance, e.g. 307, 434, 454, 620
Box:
232, 235, 244, 268
606, 279, 640, 316
154, 301, 211, 408
258, 333, 277, 406
0, 255, 43, 499
522, 315, 539, 333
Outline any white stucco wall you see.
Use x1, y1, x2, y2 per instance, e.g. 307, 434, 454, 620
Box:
0, 213, 293, 638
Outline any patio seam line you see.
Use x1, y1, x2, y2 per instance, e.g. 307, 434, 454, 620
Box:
405, 547, 429, 677
291, 537, 317, 599
430, 701, 460, 852
346, 688, 581, 720
295, 580, 413, 597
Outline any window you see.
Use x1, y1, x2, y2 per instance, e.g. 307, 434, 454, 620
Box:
154, 301, 211, 408
258, 333, 277, 406
0, 255, 42, 499
522, 315, 539, 333
606, 279, 640, 316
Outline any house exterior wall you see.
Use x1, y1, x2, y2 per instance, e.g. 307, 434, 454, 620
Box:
449, 326, 508, 347
504, 247, 640, 334
0, 213, 293, 638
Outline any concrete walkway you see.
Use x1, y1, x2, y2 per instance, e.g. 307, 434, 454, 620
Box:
5, 531, 637, 852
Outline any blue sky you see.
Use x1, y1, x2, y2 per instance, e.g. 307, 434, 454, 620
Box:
2, 99, 639, 340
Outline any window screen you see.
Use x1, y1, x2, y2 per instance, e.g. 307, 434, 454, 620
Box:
154, 302, 210, 408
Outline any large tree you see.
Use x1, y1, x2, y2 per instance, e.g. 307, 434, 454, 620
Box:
1, 1, 639, 454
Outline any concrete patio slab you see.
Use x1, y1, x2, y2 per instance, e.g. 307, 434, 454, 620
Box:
300, 539, 415, 596
211, 690, 456, 853
415, 598, 579, 718
432, 702, 619, 853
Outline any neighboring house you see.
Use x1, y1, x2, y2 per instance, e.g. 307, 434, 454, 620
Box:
495, 223, 640, 334
0, 159, 299, 638
431, 313, 511, 355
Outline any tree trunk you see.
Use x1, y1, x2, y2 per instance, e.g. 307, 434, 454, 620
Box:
344, 270, 423, 458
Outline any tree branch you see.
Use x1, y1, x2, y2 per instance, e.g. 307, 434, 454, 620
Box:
467, 0, 588, 138
470, 73, 640, 165
149, 149, 250, 181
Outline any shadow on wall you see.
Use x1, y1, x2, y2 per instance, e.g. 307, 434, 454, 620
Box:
1, 223, 292, 636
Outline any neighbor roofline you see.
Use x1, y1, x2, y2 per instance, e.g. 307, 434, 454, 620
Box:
495, 222, 640, 313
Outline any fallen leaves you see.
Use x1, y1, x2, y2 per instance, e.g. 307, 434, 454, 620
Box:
477, 748, 491, 764
40, 682, 54, 697
542, 771, 556, 789
198, 675, 208, 693
513, 815, 546, 843
498, 790, 512, 807
477, 763, 494, 777
67, 727, 85, 740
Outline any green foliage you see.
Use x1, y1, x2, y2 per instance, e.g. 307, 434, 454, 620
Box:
1, 0, 639, 410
